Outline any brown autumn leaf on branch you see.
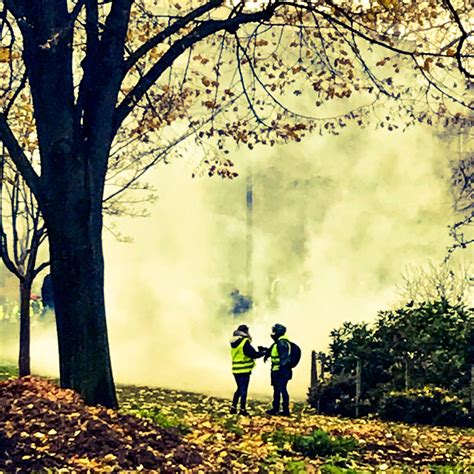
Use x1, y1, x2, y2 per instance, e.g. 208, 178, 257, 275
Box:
0, 48, 11, 63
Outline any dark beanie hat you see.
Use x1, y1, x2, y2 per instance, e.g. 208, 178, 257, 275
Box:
272, 324, 286, 337
237, 324, 249, 333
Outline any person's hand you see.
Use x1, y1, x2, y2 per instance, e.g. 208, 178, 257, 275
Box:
258, 345, 268, 352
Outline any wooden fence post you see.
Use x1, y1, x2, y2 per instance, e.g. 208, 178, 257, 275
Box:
355, 359, 362, 418
311, 350, 318, 388
471, 364, 474, 413
319, 352, 326, 380
405, 357, 411, 390
309, 350, 319, 411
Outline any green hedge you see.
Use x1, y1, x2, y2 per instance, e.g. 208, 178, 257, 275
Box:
379, 387, 471, 427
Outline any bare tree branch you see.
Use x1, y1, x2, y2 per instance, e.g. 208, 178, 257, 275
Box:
441, 0, 473, 79
124, 0, 224, 72
33, 259, 50, 279
113, 3, 278, 133
70, 0, 86, 22
0, 149, 22, 279
0, 114, 42, 200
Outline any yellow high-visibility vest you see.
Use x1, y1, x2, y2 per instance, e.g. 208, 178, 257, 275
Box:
271, 335, 291, 371
231, 337, 256, 374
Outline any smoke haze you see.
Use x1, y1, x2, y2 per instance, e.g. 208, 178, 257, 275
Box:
2, 123, 469, 402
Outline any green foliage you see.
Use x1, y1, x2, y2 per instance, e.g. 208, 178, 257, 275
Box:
424, 465, 469, 474
291, 430, 359, 459
220, 417, 244, 437
127, 405, 190, 435
379, 387, 471, 427
283, 459, 307, 473
320, 463, 359, 474
0, 364, 17, 381
264, 429, 359, 459
308, 374, 376, 418
262, 429, 290, 448
309, 300, 472, 423
374, 301, 472, 392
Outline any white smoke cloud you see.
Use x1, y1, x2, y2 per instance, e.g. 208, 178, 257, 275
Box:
101, 122, 458, 400
1, 121, 466, 404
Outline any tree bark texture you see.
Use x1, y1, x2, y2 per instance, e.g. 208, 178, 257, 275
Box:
5, 1, 127, 407
47, 203, 117, 407
18, 280, 32, 377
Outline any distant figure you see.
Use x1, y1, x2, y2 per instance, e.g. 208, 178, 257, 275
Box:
30, 293, 41, 316
230, 324, 264, 415
41, 274, 54, 315
229, 289, 252, 316
264, 324, 299, 416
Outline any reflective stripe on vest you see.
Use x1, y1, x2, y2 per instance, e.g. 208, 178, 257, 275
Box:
271, 335, 291, 371
231, 338, 256, 374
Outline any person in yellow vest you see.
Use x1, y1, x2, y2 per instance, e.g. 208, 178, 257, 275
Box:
230, 324, 264, 415
264, 323, 292, 416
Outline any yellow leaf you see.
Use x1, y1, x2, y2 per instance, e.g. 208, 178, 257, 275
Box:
195, 433, 213, 444
0, 47, 11, 63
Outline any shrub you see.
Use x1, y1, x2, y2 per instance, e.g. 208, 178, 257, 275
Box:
308, 377, 355, 417
379, 387, 471, 427
308, 300, 472, 423
308, 375, 376, 417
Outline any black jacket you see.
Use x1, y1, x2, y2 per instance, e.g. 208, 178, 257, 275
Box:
230, 336, 263, 359
274, 338, 291, 368
264, 338, 291, 368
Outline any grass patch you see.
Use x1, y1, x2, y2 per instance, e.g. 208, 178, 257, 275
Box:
292, 430, 359, 458
0, 364, 17, 381
283, 459, 307, 473
425, 465, 470, 474
320, 463, 360, 474
220, 417, 244, 437
264, 428, 359, 459
125, 405, 191, 435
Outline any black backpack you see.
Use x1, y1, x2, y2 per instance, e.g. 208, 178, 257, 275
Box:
288, 341, 301, 369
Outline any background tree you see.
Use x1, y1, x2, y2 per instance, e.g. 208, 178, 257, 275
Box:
449, 134, 473, 252
396, 261, 471, 307
0, 149, 48, 377
0, 0, 472, 407
0, 133, 162, 376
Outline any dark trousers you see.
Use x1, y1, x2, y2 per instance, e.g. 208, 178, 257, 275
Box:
271, 371, 290, 413
232, 373, 250, 410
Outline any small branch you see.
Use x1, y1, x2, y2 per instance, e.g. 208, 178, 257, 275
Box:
124, 0, 223, 72
70, 0, 86, 22
0, 114, 42, 200
113, 3, 278, 133
0, 149, 21, 279
33, 260, 50, 279
441, 0, 473, 78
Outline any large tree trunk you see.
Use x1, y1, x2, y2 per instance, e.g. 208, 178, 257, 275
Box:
18, 280, 31, 377
46, 192, 117, 408
8, 0, 129, 408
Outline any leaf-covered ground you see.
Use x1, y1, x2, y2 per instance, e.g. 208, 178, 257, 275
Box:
0, 376, 202, 472
117, 385, 473, 473
1, 365, 473, 473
